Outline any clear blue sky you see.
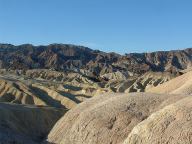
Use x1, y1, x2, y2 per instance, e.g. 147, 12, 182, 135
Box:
0, 0, 192, 54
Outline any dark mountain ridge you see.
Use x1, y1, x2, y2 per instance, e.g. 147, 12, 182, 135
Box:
0, 43, 191, 77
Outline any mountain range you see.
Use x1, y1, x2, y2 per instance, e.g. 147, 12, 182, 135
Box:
0, 44, 191, 77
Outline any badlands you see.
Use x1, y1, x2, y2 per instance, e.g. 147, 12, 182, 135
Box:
0, 44, 192, 144
47, 70, 192, 144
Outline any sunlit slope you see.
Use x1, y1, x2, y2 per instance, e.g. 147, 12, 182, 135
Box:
147, 71, 192, 94
47, 93, 187, 144
124, 96, 192, 144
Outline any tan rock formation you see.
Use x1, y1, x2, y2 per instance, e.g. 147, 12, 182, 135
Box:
124, 96, 192, 144
47, 93, 187, 144
147, 71, 192, 94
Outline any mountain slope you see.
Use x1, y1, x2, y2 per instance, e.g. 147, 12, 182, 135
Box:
47, 93, 187, 144
0, 102, 65, 144
0, 44, 192, 78
147, 70, 192, 94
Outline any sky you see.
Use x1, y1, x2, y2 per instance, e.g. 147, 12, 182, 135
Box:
0, 0, 192, 54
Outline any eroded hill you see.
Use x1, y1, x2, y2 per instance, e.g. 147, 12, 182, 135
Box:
0, 102, 65, 144
47, 93, 189, 144
147, 70, 192, 94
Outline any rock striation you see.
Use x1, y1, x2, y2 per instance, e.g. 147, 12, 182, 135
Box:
147, 70, 192, 94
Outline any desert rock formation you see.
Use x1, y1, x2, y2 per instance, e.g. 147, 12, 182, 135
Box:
124, 96, 192, 144
147, 70, 192, 94
0, 44, 191, 77
47, 93, 187, 144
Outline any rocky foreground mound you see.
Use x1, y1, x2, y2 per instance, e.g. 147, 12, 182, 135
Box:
0, 102, 65, 144
124, 96, 192, 144
47, 93, 189, 144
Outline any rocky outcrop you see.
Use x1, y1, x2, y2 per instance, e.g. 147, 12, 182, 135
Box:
124, 96, 192, 144
47, 93, 187, 144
